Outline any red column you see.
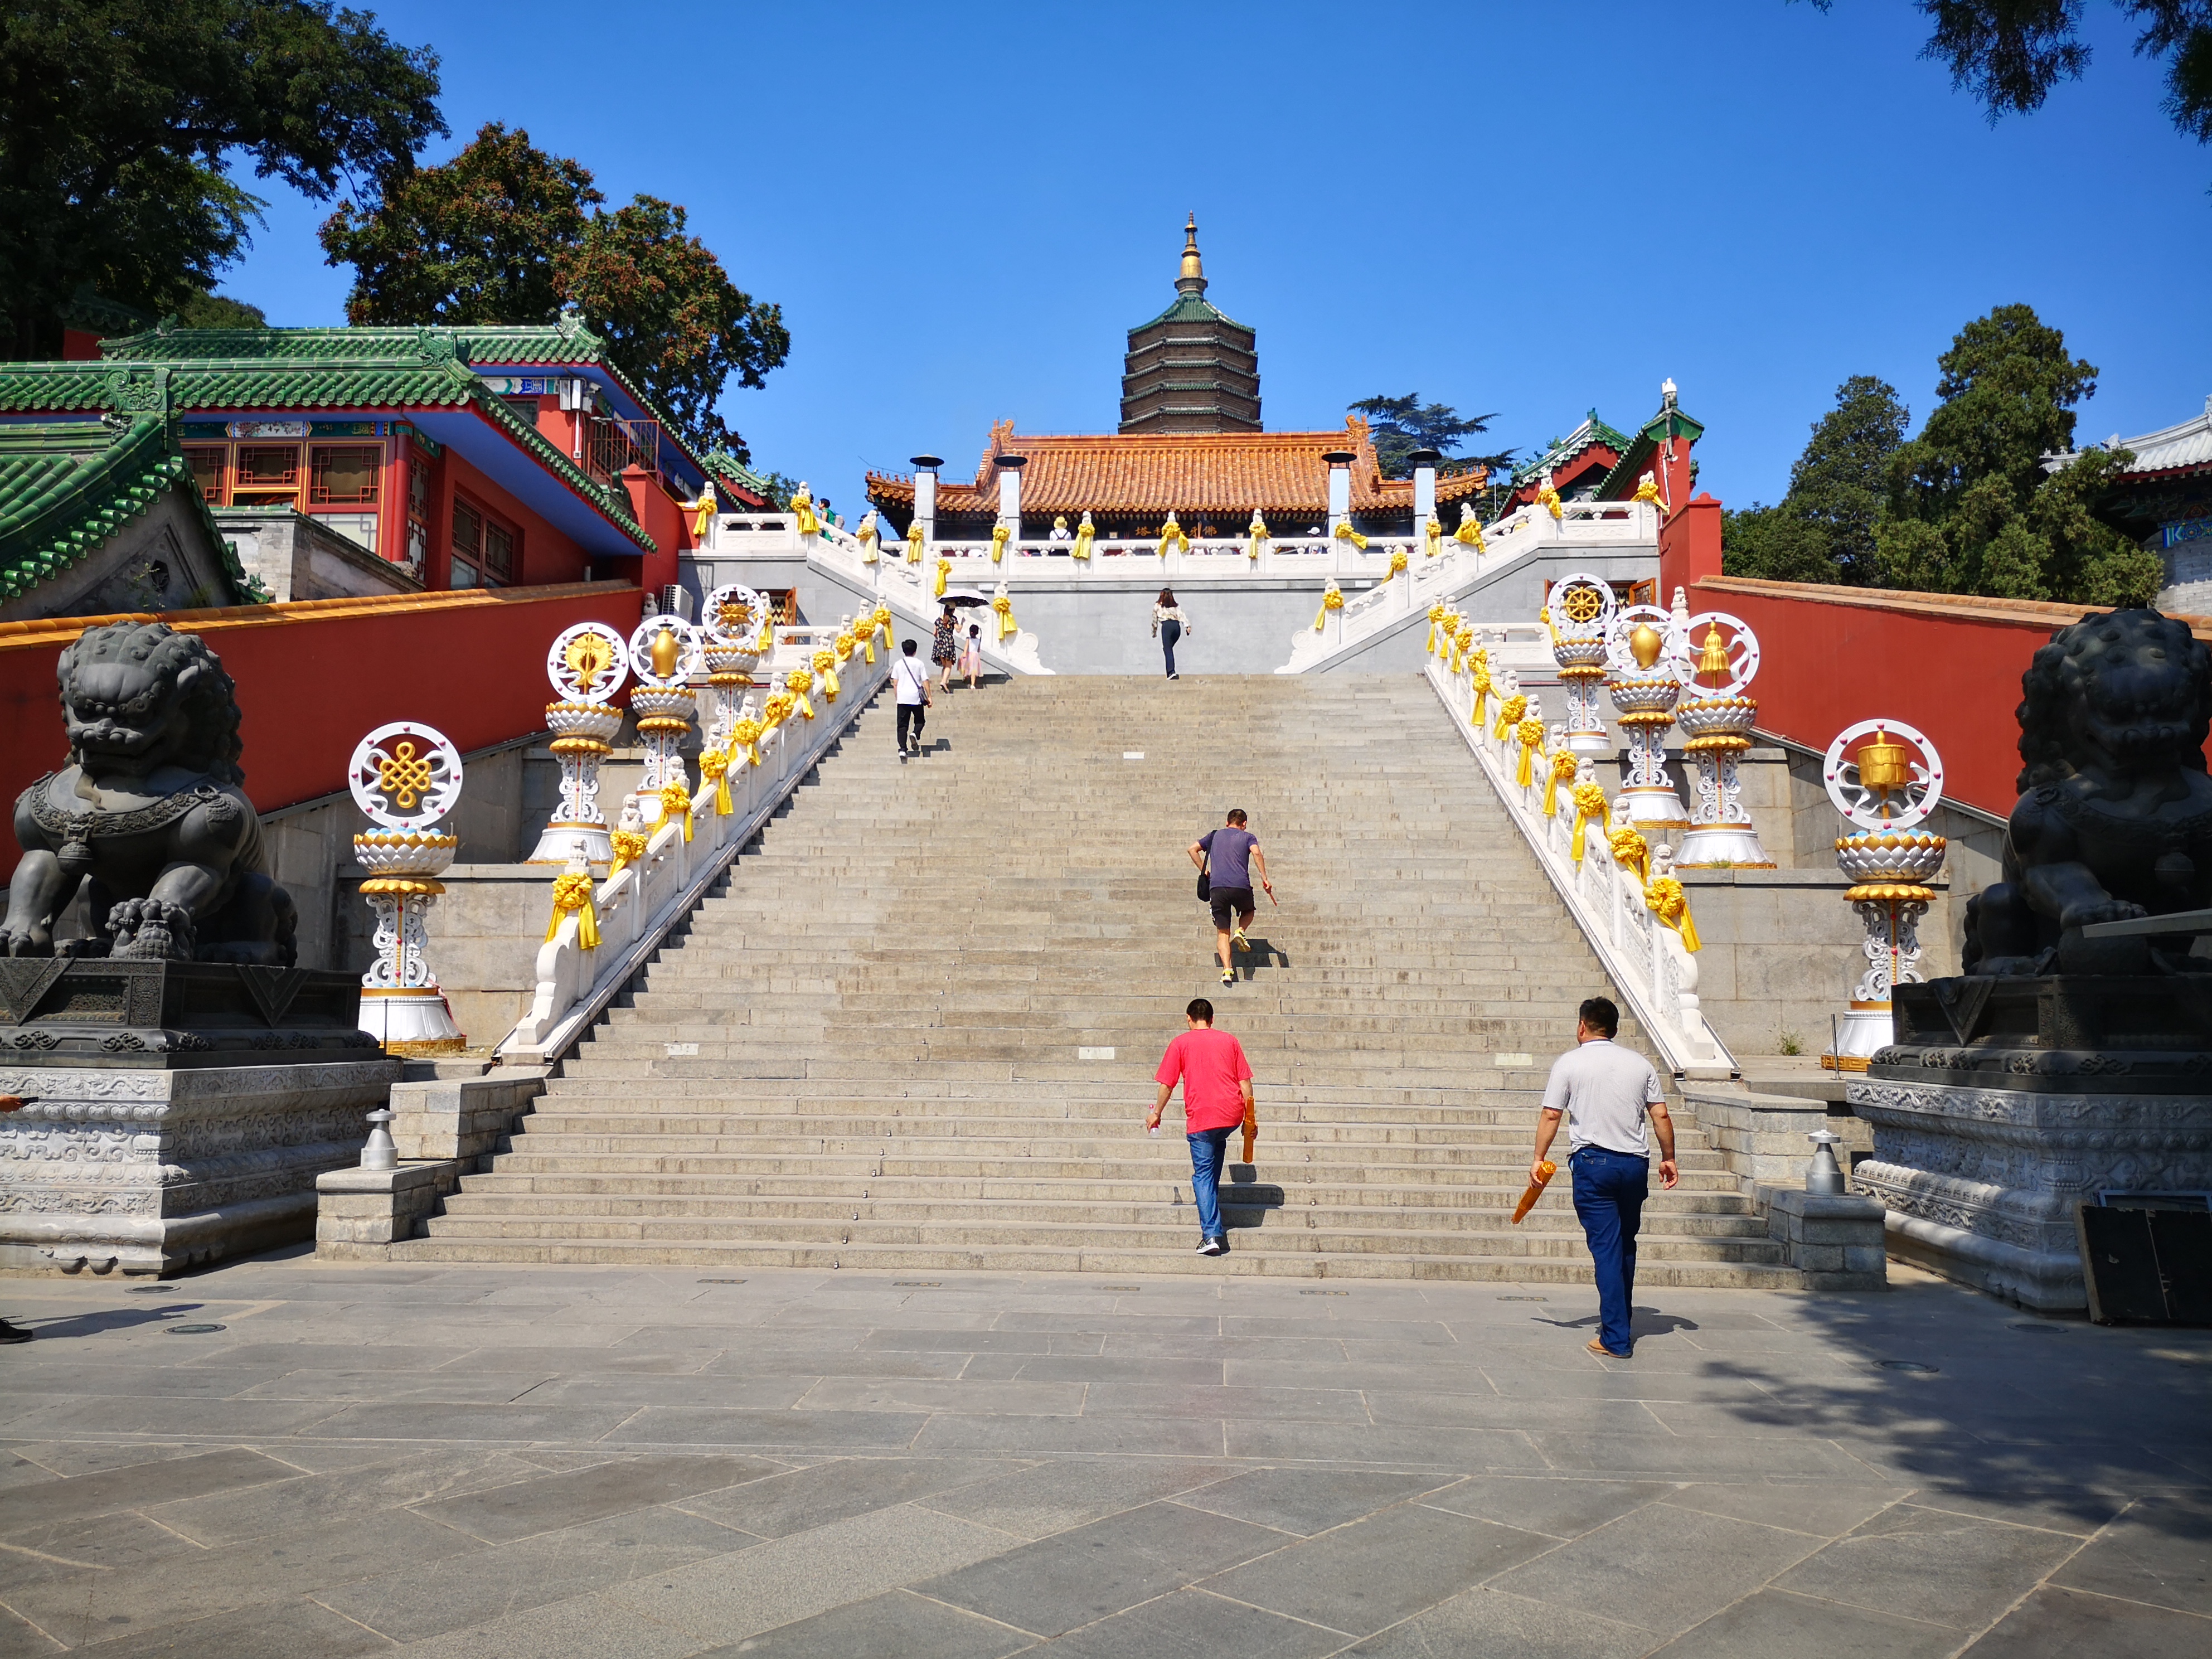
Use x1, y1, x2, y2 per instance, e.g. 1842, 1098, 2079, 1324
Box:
1660, 492, 1723, 601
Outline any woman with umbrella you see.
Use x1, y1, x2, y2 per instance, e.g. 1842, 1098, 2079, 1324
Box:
933, 603, 961, 691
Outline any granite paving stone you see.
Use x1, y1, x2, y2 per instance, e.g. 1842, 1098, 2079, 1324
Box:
1956, 1584, 2212, 1657
672, 1456, 1034, 1538
0, 1447, 301, 1533
1336, 1585, 1652, 1658
1199, 1503, 1556, 1637
43, 1595, 401, 1658
911, 1501, 1286, 1638
1033, 1585, 1347, 1658
1770, 1503, 2089, 1627
2048, 1491, 2212, 1614
1172, 1467, 1453, 1535
1417, 1475, 1676, 1539
414, 1452, 790, 1542
916, 1458, 1238, 1539
1643, 1587, 1959, 1658
690, 1588, 1034, 1658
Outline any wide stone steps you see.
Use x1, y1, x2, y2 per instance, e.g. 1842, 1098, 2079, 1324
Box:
403, 675, 1787, 1287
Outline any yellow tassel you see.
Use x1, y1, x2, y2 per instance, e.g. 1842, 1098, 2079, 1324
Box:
546, 872, 600, 949
1515, 717, 1545, 788
1648, 877, 1701, 952
990, 523, 1011, 562
700, 750, 733, 814
935, 558, 949, 597
658, 783, 693, 843
1494, 692, 1527, 743
1426, 604, 1444, 655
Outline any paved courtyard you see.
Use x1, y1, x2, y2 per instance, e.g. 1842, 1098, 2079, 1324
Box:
1, 1254, 2207, 1657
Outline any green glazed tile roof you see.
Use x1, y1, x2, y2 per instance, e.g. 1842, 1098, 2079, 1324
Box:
1594, 399, 1706, 501
704, 450, 774, 501
101, 317, 713, 489
1511, 411, 1634, 487
0, 416, 254, 605
0, 345, 656, 555
1131, 291, 1254, 333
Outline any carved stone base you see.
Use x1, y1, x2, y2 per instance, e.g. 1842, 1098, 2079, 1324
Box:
0, 960, 379, 1069
1615, 785, 1690, 837
1673, 822, 1776, 869
1846, 1066, 2212, 1312
0, 1058, 402, 1277
527, 819, 613, 865
359, 990, 465, 1057
1821, 1001, 1894, 1072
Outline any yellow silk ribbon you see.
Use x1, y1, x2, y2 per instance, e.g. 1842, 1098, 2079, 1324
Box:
699, 749, 733, 814
934, 557, 950, 597
1633, 475, 1666, 516
834, 631, 856, 664
1246, 519, 1267, 560
1426, 604, 1445, 654
1424, 516, 1443, 558
546, 872, 600, 949
607, 828, 647, 876
1647, 877, 1701, 952
1544, 749, 1578, 818
1073, 526, 1093, 560
787, 670, 816, 720
906, 526, 924, 563
857, 526, 877, 563
1470, 665, 1492, 726
991, 524, 1011, 563
1157, 522, 1186, 557
1312, 586, 1344, 632
1537, 482, 1563, 522
1516, 717, 1545, 787
1384, 547, 1408, 581
812, 649, 839, 702
1494, 692, 1527, 743
792, 493, 821, 535
991, 593, 1016, 641
760, 691, 794, 736
1569, 781, 1608, 863
1609, 826, 1650, 886
1332, 522, 1369, 550
658, 783, 694, 843
729, 719, 763, 768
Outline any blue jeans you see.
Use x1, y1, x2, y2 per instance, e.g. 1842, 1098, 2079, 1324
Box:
1187, 1126, 1231, 1240
1160, 619, 1181, 677
1571, 1146, 1649, 1354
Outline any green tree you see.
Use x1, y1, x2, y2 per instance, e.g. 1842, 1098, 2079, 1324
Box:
1723, 375, 1908, 585
1876, 303, 2162, 603
320, 123, 789, 459
1795, 2, 2212, 160
1348, 394, 1510, 479
0, 0, 443, 357
176, 289, 268, 328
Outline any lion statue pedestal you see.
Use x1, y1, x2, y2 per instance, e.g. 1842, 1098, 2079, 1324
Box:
0, 622, 397, 1277
1845, 610, 2212, 1313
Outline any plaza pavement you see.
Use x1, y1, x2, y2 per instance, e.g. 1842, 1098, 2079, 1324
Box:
1, 1253, 2207, 1657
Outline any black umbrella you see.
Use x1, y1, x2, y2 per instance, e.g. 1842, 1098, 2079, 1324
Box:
937, 589, 991, 608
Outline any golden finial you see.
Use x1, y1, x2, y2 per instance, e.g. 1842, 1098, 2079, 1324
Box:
649, 626, 681, 681
1178, 214, 1205, 288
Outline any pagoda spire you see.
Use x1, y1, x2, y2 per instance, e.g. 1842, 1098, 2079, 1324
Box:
1176, 214, 1207, 296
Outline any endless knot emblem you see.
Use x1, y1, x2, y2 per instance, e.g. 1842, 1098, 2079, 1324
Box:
348, 721, 463, 831
377, 741, 434, 811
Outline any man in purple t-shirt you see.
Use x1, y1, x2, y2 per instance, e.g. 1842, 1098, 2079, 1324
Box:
1187, 809, 1273, 987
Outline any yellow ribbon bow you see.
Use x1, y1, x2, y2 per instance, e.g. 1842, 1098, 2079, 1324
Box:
834, 629, 856, 664
658, 782, 694, 843
1609, 826, 1650, 886
1426, 604, 1447, 655
857, 522, 878, 562
934, 556, 950, 597
698, 749, 733, 814
906, 523, 925, 563
1569, 781, 1609, 863
1633, 474, 1666, 516
607, 828, 647, 876
1471, 662, 1493, 727
546, 871, 600, 949
990, 523, 1011, 563
786, 668, 816, 720
1246, 515, 1267, 561
1384, 547, 1409, 581
1545, 749, 1579, 818
1515, 716, 1546, 788
812, 648, 840, 702
1332, 521, 1370, 550
871, 605, 892, 659
1454, 516, 1483, 549
1312, 585, 1345, 632
1424, 514, 1443, 558
991, 591, 1016, 642
1073, 520, 1094, 561
1157, 519, 1187, 558
792, 490, 820, 535
1494, 691, 1527, 743
760, 690, 794, 736
1537, 480, 1563, 521
1647, 876, 1701, 952
1453, 627, 1475, 675
729, 717, 763, 769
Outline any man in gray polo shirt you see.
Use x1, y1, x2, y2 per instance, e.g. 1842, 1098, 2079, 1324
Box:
1530, 996, 1678, 1359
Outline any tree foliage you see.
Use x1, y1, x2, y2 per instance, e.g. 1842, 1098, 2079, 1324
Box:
1348, 394, 1510, 479
1797, 2, 2212, 153
320, 123, 789, 459
1724, 376, 1909, 585
0, 0, 443, 356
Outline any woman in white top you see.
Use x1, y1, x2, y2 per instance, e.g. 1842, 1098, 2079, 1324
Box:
1151, 588, 1189, 680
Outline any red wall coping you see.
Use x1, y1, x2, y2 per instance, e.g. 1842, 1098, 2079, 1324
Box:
1691, 575, 2212, 819
3, 581, 647, 820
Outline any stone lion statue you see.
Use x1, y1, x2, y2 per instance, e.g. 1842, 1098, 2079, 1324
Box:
2, 622, 297, 964
1964, 608, 2212, 977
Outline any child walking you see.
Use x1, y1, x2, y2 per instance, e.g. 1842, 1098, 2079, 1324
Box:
960, 623, 982, 688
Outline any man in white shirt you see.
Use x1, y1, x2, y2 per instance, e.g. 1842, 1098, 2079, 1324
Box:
891, 638, 932, 759
1531, 996, 1677, 1359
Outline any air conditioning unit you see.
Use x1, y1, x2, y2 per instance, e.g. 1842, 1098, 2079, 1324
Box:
658, 584, 694, 621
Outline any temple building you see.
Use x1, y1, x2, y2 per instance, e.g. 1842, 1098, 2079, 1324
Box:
1503, 389, 1704, 516
1118, 217, 1259, 434
2056, 395, 2212, 614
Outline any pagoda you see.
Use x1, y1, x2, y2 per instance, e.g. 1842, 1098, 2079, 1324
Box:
1118, 217, 1259, 435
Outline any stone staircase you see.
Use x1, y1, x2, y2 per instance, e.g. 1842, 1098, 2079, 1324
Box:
401, 676, 1792, 1284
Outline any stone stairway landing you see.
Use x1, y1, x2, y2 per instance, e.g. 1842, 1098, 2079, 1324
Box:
402, 675, 1792, 1284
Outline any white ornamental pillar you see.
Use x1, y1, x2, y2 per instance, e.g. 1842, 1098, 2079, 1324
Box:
911, 454, 941, 552
996, 453, 1025, 550
1821, 722, 1948, 1073
350, 721, 467, 1064
626, 612, 704, 831
1410, 447, 1439, 527
532, 621, 629, 863
1673, 611, 1775, 868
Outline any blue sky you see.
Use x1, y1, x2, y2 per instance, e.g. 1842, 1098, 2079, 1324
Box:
222, 0, 2212, 510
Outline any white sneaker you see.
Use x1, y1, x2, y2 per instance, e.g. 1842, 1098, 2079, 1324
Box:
1196, 1238, 1226, 1257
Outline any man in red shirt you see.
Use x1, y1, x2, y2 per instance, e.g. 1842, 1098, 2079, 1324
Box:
1149, 997, 1255, 1257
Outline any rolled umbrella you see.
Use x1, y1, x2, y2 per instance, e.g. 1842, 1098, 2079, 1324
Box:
1511, 1160, 1557, 1225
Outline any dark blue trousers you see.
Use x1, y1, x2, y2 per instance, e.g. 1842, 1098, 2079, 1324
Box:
1160, 619, 1181, 678
1570, 1146, 1649, 1354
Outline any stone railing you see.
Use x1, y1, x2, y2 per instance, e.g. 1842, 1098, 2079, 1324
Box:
498, 640, 890, 1064
1424, 642, 1737, 1079
1278, 499, 1660, 672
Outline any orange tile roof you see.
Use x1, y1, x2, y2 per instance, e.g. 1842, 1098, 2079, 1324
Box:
867, 418, 1487, 520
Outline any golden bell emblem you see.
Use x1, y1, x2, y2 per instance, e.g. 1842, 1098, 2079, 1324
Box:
649, 626, 682, 681
1696, 623, 1730, 682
